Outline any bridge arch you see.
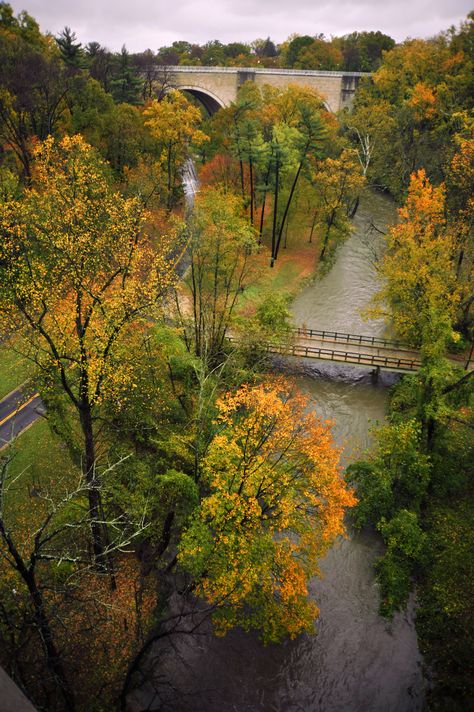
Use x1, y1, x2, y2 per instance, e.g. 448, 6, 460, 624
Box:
175, 85, 226, 115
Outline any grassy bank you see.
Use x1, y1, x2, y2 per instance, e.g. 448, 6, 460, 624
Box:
237, 242, 318, 318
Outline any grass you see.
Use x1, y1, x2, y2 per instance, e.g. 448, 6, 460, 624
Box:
4, 419, 76, 526
0, 342, 31, 400
237, 242, 318, 318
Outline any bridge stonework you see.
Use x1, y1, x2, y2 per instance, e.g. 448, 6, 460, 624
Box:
165, 66, 368, 114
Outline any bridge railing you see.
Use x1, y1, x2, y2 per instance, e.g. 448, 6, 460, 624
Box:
166, 65, 370, 78
292, 327, 411, 351
227, 336, 421, 372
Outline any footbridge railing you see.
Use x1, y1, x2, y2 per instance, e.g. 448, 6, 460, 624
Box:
227, 336, 422, 372
291, 327, 412, 351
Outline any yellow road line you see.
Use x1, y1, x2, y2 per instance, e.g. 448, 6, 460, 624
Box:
0, 418, 38, 452
0, 392, 40, 428
0, 380, 30, 406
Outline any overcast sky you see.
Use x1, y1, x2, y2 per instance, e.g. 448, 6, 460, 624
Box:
9, 0, 473, 52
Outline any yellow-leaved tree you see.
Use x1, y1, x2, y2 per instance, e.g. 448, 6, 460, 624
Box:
143, 90, 209, 209
178, 376, 356, 642
0, 134, 179, 565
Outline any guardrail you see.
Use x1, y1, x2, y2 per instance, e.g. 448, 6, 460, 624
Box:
164, 65, 370, 78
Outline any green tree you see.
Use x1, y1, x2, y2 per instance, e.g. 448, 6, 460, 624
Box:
176, 186, 258, 364
110, 45, 142, 105
56, 26, 84, 69
284, 35, 315, 67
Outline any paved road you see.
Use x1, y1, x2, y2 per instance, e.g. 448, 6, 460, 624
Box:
0, 386, 44, 450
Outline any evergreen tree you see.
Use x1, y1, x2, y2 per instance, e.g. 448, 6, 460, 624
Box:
110, 45, 142, 104
56, 26, 84, 69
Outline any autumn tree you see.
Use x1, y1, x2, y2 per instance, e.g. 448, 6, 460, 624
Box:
0, 135, 178, 565
178, 377, 356, 642
349, 25, 474, 197
445, 128, 474, 335
0, 15, 72, 178
144, 90, 208, 209
373, 170, 464, 446
310, 148, 365, 261
373, 169, 459, 348
0, 450, 155, 711
176, 186, 258, 364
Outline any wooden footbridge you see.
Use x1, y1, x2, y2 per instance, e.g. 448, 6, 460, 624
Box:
230, 327, 472, 374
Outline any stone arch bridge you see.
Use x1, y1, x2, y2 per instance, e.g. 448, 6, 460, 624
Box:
163, 66, 369, 114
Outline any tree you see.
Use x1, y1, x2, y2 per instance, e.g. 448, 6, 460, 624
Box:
349, 32, 473, 197
344, 99, 395, 180
201, 40, 226, 66
0, 450, 155, 711
110, 45, 142, 105
346, 419, 431, 615
271, 102, 327, 264
339, 31, 395, 72
176, 186, 258, 364
294, 38, 343, 70
84, 41, 114, 92
310, 149, 365, 261
56, 26, 84, 69
223, 83, 330, 264
133, 49, 159, 101
0, 135, 178, 565
284, 35, 315, 67
0, 456, 76, 710
178, 376, 356, 642
445, 130, 474, 334
143, 90, 208, 209
0, 22, 73, 178
373, 169, 459, 348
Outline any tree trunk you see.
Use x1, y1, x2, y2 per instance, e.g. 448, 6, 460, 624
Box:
348, 195, 360, 219
79, 402, 108, 570
274, 159, 304, 262
308, 207, 318, 244
270, 159, 280, 268
0, 519, 75, 710
27, 573, 76, 710
249, 156, 254, 226
258, 163, 272, 245
320, 210, 335, 261
167, 143, 173, 210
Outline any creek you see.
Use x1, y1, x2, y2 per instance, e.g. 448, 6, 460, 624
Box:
131, 190, 426, 712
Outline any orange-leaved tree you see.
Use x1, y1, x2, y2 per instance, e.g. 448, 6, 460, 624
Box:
372, 168, 460, 351
0, 134, 179, 566
178, 376, 356, 642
